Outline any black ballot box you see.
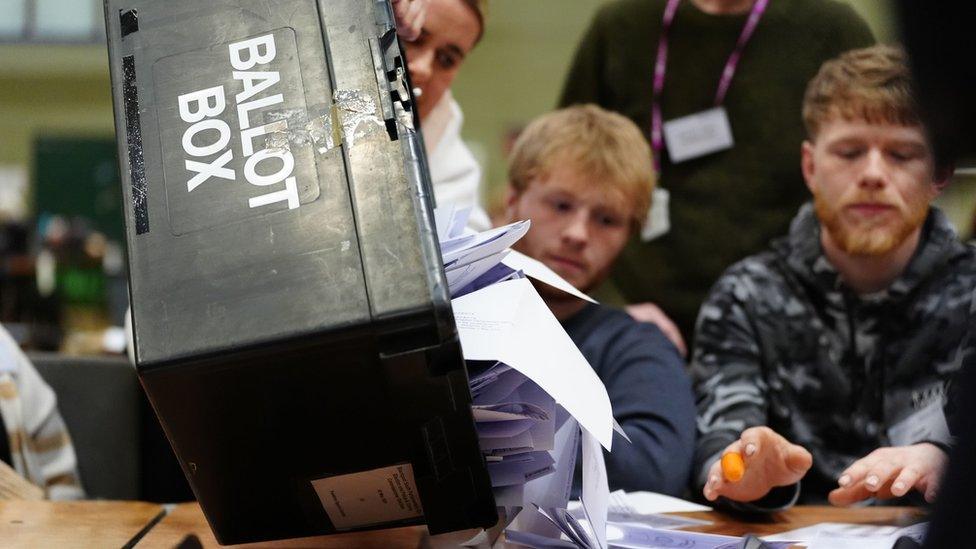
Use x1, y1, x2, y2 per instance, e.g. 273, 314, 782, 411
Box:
103, 0, 496, 543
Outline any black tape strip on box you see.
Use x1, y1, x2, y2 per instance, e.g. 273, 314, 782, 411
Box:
122, 55, 150, 234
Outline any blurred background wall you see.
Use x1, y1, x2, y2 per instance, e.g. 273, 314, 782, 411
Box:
0, 0, 972, 352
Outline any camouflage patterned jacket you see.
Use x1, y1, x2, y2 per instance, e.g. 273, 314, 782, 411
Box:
691, 204, 976, 509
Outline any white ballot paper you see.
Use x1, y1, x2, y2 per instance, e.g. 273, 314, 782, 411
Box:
435, 203, 474, 242
511, 516, 795, 549
502, 249, 597, 304
763, 521, 928, 549
436, 205, 617, 547
513, 409, 581, 539
442, 220, 530, 269
452, 278, 615, 450
611, 490, 712, 514
567, 490, 712, 531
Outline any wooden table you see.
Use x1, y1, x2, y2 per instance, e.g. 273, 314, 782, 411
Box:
138, 503, 923, 548
672, 505, 924, 538
0, 500, 924, 548
0, 500, 164, 549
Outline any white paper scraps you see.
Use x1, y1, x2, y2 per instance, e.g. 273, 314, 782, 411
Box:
452, 277, 614, 450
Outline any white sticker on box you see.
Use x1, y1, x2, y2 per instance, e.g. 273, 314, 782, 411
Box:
311, 464, 424, 530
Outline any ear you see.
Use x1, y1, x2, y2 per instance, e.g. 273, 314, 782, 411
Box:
801, 140, 817, 195
933, 162, 954, 195
504, 185, 520, 223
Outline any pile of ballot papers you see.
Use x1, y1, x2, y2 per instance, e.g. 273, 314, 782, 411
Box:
435, 205, 618, 546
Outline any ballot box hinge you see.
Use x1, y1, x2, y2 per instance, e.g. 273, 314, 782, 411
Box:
368, 24, 416, 142
119, 8, 138, 38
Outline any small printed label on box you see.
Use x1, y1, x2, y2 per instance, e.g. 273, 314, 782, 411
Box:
311, 464, 424, 530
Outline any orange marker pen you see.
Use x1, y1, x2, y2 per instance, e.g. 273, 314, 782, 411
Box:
721, 452, 745, 483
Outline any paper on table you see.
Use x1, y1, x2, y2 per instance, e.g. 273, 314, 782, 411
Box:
452, 278, 614, 450
569, 491, 712, 531
618, 490, 712, 514
599, 523, 794, 549
502, 249, 597, 304
764, 521, 928, 548
606, 512, 711, 531
523, 515, 794, 549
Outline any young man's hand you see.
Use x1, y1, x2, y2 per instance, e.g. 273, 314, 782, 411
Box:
828, 443, 947, 506
391, 0, 429, 41
625, 302, 687, 357
703, 426, 812, 503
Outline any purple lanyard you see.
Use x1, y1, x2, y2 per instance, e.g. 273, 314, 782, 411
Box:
650, 0, 770, 170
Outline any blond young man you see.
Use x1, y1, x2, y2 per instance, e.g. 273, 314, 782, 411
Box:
505, 105, 696, 494
692, 45, 976, 511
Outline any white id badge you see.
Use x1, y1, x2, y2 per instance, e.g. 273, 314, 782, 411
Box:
887, 400, 951, 447
641, 187, 671, 242
662, 106, 734, 163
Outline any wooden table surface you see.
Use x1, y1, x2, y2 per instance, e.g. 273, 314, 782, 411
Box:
0, 500, 925, 548
0, 500, 164, 549
672, 505, 924, 537
136, 502, 925, 548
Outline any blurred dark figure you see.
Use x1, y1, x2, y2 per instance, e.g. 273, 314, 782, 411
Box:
0, 221, 61, 350
897, 3, 976, 171
897, 2, 976, 547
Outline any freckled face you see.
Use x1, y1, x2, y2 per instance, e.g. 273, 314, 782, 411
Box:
507, 166, 633, 293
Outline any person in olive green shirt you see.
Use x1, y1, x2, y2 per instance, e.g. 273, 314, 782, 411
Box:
559, 0, 874, 340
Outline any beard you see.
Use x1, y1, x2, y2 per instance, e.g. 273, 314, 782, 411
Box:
814, 191, 930, 256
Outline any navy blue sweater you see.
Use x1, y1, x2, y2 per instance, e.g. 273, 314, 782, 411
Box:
563, 303, 696, 495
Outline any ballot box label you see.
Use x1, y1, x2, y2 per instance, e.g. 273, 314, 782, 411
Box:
311, 464, 424, 530
153, 28, 321, 235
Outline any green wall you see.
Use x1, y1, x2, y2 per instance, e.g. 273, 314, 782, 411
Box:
0, 45, 114, 215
